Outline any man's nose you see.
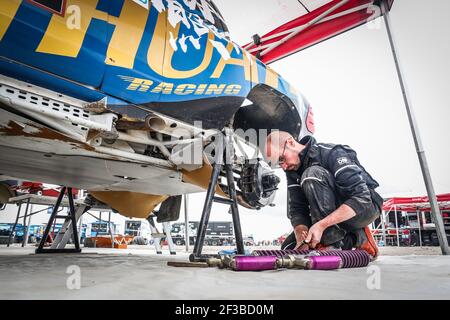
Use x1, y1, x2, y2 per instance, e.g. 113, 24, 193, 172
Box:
280, 163, 288, 171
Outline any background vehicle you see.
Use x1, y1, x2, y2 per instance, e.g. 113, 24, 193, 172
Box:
0, 222, 39, 244
0, 222, 16, 244
373, 210, 450, 246
124, 220, 154, 245
88, 221, 117, 237
171, 222, 198, 246
171, 221, 234, 246
27, 225, 44, 243
405, 210, 450, 246
243, 236, 255, 246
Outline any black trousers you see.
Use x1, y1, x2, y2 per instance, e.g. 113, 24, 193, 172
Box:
282, 166, 381, 250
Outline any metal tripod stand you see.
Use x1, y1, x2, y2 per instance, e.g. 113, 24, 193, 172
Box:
35, 187, 83, 254
189, 128, 245, 262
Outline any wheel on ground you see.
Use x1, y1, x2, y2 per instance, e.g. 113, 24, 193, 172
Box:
133, 236, 146, 245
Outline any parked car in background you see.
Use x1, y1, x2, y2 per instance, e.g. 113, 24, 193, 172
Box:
0, 223, 33, 244
124, 220, 154, 245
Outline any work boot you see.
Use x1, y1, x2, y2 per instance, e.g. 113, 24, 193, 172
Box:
357, 226, 379, 260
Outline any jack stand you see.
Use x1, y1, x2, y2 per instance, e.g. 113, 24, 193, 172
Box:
148, 217, 176, 255
190, 128, 245, 262
36, 187, 82, 254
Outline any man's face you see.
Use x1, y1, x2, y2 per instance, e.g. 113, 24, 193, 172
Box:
279, 141, 300, 171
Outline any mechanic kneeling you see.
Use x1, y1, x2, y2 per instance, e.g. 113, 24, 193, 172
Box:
265, 131, 383, 259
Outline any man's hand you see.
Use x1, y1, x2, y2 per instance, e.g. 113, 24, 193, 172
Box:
293, 225, 310, 250
305, 221, 326, 249
304, 204, 357, 248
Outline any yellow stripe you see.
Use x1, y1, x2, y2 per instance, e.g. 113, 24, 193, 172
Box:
0, 0, 22, 41
289, 83, 299, 96
106, 0, 148, 69
250, 55, 259, 84
265, 66, 279, 89
146, 10, 167, 76
148, 10, 214, 79
211, 43, 251, 81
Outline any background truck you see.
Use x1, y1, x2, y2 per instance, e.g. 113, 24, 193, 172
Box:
124, 220, 154, 245
373, 209, 450, 246
405, 210, 450, 246
0, 223, 44, 244
171, 221, 235, 246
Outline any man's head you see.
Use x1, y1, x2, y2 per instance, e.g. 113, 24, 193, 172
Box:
265, 131, 305, 171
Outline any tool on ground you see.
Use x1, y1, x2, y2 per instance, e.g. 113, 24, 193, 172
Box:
190, 128, 280, 262
207, 253, 345, 271
253, 249, 372, 268
167, 261, 209, 268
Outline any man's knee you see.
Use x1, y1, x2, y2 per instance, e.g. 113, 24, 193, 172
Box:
300, 166, 337, 220
300, 166, 333, 190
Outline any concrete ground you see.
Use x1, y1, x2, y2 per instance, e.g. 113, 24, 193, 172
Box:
0, 245, 449, 299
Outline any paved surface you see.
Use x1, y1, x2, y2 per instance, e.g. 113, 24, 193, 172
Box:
0, 245, 449, 299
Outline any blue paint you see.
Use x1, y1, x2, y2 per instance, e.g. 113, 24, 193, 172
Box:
0, 56, 129, 105
97, 0, 124, 18
0, 0, 305, 124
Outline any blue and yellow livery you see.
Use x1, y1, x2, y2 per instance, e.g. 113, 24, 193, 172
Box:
0, 0, 310, 134
0, 0, 313, 218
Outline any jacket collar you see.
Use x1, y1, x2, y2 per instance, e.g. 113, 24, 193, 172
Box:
297, 135, 316, 174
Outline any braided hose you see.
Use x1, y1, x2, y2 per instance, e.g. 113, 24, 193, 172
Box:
252, 249, 371, 268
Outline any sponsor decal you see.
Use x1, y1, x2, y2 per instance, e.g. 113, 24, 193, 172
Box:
119, 76, 242, 96
337, 157, 350, 165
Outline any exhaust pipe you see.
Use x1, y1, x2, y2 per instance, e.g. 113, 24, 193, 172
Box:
145, 116, 167, 132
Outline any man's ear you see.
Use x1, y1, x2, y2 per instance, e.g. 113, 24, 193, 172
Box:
287, 137, 295, 148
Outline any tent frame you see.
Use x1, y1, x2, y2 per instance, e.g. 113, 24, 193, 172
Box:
246, 0, 351, 55
382, 2, 449, 254
374, 195, 450, 247
245, 0, 387, 63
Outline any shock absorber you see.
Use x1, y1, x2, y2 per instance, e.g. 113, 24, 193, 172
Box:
253, 249, 372, 268
207, 255, 278, 271
206, 251, 368, 271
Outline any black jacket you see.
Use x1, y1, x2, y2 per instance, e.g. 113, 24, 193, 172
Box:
286, 136, 383, 227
